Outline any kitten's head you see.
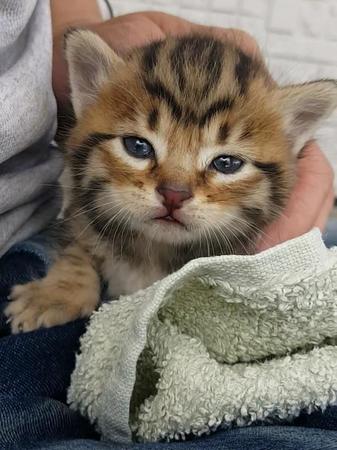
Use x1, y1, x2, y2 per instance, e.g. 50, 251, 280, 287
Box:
64, 30, 337, 254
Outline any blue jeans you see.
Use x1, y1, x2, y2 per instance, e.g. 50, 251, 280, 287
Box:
26, 426, 337, 450
2, 231, 337, 450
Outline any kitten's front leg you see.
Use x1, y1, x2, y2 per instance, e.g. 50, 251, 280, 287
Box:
5, 244, 100, 333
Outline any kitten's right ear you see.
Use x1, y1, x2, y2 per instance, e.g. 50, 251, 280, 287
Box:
276, 80, 337, 155
64, 29, 124, 117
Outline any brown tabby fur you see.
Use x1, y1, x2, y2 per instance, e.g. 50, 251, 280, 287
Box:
5, 31, 337, 332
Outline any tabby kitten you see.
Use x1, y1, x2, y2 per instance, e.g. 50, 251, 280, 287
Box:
5, 30, 337, 333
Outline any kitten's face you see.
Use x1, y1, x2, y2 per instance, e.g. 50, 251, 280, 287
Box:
65, 32, 337, 254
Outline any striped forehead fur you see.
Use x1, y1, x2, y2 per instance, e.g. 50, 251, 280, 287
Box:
139, 35, 267, 130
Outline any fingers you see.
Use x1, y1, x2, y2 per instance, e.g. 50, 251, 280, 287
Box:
257, 142, 334, 252
83, 10, 261, 79
134, 11, 195, 37
278, 142, 333, 234
196, 26, 261, 58
110, 11, 260, 58
294, 142, 334, 227
88, 14, 165, 55
315, 187, 335, 231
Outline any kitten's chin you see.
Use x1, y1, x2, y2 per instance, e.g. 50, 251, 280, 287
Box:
141, 220, 195, 245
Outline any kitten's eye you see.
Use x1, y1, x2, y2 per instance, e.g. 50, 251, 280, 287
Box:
123, 137, 154, 159
211, 155, 244, 174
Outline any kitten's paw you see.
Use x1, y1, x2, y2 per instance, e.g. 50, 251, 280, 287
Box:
5, 281, 96, 333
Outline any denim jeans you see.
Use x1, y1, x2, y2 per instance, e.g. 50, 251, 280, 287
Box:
26, 426, 337, 450
2, 229, 337, 450
0, 237, 96, 448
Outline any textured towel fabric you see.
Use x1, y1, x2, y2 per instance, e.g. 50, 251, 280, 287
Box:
68, 228, 337, 443
0, 0, 63, 256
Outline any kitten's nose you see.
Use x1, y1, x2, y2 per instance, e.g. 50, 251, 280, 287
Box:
157, 184, 192, 210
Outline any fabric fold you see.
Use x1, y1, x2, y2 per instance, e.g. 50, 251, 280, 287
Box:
68, 228, 337, 443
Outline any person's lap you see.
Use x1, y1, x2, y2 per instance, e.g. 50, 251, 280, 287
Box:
2, 225, 337, 450
0, 236, 96, 447
23, 425, 337, 450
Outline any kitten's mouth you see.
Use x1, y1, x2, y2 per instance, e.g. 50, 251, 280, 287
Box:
153, 214, 186, 228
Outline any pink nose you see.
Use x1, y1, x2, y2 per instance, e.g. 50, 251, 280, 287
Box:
157, 185, 192, 210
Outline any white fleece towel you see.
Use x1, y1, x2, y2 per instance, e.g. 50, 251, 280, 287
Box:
68, 228, 337, 444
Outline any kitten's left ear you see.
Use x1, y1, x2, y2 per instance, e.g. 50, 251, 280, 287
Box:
276, 80, 337, 154
64, 29, 124, 117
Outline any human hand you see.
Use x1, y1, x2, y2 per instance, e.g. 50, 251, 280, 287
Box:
86, 10, 259, 56
256, 142, 334, 252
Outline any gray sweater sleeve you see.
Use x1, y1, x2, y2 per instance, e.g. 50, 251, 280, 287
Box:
0, 0, 63, 256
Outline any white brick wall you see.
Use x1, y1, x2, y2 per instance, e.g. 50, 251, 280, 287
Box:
107, 0, 337, 189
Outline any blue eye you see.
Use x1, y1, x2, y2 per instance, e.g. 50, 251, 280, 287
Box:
123, 137, 154, 159
211, 155, 244, 174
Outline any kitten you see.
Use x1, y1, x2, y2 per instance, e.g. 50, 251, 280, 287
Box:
5, 30, 337, 333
